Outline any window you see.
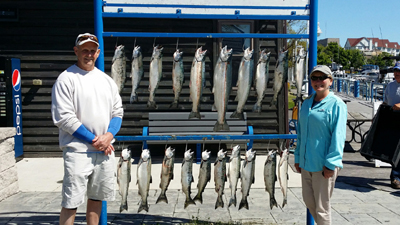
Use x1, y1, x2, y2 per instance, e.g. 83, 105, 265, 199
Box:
217, 21, 254, 89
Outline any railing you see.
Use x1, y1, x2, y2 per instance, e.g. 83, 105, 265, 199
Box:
331, 78, 387, 102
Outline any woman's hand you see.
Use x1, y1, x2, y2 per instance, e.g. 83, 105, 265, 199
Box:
295, 163, 301, 173
322, 166, 334, 178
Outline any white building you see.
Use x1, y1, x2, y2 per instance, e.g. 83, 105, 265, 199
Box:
344, 37, 400, 56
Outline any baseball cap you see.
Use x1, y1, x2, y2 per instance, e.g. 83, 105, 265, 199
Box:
75, 33, 99, 46
309, 65, 332, 78
393, 61, 400, 71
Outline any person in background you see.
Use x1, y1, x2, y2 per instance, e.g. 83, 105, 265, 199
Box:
383, 61, 400, 189
294, 65, 347, 225
51, 33, 123, 225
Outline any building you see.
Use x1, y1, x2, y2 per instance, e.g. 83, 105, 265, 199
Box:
345, 37, 400, 56
317, 38, 340, 47
0, 0, 291, 157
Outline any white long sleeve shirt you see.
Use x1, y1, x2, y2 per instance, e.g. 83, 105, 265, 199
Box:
51, 64, 123, 152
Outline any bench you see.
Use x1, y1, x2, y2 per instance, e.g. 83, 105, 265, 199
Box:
143, 112, 253, 162
346, 112, 372, 143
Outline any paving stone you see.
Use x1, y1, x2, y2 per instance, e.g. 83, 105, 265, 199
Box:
368, 212, 400, 225
271, 211, 307, 224
340, 213, 381, 224
332, 202, 392, 214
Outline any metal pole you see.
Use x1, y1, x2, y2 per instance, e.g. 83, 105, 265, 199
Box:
308, 0, 318, 97
94, 1, 107, 224
307, 0, 317, 224
94, 0, 105, 72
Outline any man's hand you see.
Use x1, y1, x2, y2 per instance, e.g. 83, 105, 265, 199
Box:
295, 163, 301, 173
92, 132, 114, 155
393, 103, 400, 111
322, 166, 334, 179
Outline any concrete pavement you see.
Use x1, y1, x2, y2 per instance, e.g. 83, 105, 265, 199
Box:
2, 94, 400, 224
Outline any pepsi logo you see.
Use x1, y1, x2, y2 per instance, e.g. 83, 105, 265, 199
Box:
12, 69, 21, 92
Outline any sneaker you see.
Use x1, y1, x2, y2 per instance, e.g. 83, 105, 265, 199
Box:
391, 179, 400, 189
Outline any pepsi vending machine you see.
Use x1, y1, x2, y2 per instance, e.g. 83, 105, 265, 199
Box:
0, 57, 23, 157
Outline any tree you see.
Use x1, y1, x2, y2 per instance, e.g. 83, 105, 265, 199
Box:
367, 52, 395, 68
286, 20, 308, 68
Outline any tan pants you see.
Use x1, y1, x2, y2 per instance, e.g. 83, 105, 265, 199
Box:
301, 168, 339, 225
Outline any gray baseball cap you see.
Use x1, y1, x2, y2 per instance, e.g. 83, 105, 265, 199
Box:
309, 65, 332, 78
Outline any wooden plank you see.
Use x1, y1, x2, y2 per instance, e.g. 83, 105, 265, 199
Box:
149, 112, 247, 120
150, 126, 247, 132
149, 120, 247, 127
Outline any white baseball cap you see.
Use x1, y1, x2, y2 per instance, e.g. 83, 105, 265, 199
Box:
75, 33, 99, 46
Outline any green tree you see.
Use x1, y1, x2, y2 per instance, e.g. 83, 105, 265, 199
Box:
347, 49, 365, 71
367, 52, 395, 68
286, 20, 308, 68
316, 45, 331, 65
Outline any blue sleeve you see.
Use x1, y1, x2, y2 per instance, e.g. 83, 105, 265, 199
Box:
72, 124, 96, 144
107, 117, 122, 137
325, 101, 347, 170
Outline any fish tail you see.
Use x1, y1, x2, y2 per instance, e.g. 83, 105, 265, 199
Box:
130, 93, 138, 104
252, 103, 262, 113
270, 196, 278, 209
228, 194, 236, 207
184, 196, 196, 209
282, 199, 287, 208
119, 201, 128, 213
215, 196, 224, 209
230, 111, 244, 120
238, 198, 249, 210
156, 191, 168, 204
193, 192, 203, 204
189, 111, 201, 119
137, 200, 149, 213
213, 121, 230, 132
147, 101, 158, 109
169, 100, 179, 108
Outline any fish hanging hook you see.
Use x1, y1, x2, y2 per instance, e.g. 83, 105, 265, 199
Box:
176, 38, 179, 50
115, 37, 119, 48
196, 38, 199, 50
185, 140, 188, 151
133, 37, 136, 47
153, 37, 157, 48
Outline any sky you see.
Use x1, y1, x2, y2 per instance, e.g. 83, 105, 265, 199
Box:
317, 0, 400, 47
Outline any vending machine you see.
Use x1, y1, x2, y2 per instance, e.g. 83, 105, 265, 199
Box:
0, 57, 23, 157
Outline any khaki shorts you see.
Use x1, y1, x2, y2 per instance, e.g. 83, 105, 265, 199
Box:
61, 148, 116, 209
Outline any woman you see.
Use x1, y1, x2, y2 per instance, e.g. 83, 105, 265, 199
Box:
294, 65, 347, 225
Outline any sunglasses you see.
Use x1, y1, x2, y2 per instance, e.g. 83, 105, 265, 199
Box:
75, 34, 98, 45
310, 75, 330, 81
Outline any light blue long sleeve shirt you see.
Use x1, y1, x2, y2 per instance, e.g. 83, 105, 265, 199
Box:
294, 92, 347, 172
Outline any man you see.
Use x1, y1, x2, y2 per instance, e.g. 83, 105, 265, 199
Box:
383, 61, 400, 189
51, 33, 123, 224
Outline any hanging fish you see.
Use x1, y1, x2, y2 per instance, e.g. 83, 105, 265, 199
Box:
170, 49, 184, 108
213, 46, 233, 131
189, 47, 207, 119
271, 50, 289, 106
252, 49, 271, 113
111, 45, 126, 94
148, 45, 163, 109
231, 48, 254, 119
130, 45, 144, 103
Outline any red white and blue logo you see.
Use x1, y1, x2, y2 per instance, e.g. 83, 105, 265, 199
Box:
12, 69, 21, 92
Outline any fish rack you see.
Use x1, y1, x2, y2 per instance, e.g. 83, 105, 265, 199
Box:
94, 0, 319, 224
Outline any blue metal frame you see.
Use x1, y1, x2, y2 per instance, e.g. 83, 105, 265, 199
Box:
103, 13, 309, 20
103, 32, 309, 39
103, 3, 309, 10
94, 0, 318, 224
